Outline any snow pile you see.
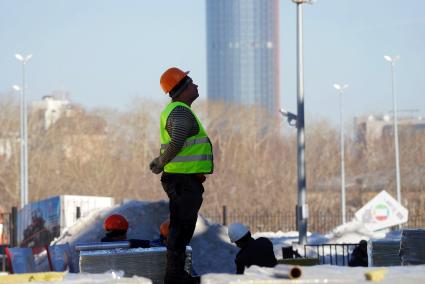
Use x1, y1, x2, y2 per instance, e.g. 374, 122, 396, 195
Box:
53, 200, 169, 245
43, 200, 238, 275
189, 216, 238, 274
36, 272, 153, 284
325, 220, 387, 244
202, 264, 425, 284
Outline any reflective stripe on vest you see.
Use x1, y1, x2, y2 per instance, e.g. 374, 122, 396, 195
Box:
159, 102, 213, 174
161, 137, 210, 151
170, 154, 213, 163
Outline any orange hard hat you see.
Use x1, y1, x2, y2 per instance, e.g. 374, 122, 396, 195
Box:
160, 67, 189, 94
104, 214, 129, 231
160, 219, 170, 238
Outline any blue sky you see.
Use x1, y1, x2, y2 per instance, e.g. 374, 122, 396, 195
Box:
1, 0, 424, 125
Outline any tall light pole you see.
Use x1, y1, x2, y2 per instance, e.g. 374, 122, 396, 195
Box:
291, 0, 313, 245
12, 84, 24, 208
15, 53, 32, 208
384, 55, 401, 205
333, 83, 349, 224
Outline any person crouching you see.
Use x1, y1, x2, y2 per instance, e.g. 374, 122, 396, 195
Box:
228, 223, 277, 274
101, 214, 150, 248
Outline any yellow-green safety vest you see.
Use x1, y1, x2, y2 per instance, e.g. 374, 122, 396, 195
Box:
160, 102, 213, 174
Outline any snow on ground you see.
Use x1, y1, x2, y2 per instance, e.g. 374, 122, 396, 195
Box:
202, 264, 425, 283
26, 200, 425, 283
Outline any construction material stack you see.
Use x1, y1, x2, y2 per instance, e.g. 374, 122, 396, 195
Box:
368, 239, 401, 266
78, 243, 192, 284
400, 229, 425, 265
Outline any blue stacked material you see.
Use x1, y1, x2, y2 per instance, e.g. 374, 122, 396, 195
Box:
400, 229, 425, 265
368, 239, 401, 267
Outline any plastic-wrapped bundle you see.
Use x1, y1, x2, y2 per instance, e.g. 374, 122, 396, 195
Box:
400, 229, 425, 265
47, 243, 75, 272
368, 239, 401, 267
76, 241, 131, 251
79, 246, 192, 284
4, 247, 35, 274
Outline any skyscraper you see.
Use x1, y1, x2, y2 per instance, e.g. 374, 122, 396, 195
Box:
206, 0, 280, 114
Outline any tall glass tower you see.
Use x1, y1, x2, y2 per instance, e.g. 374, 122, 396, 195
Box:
206, 0, 280, 114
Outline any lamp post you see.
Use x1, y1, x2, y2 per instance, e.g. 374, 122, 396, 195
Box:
12, 84, 24, 209
290, 0, 313, 245
333, 83, 349, 224
384, 55, 401, 205
15, 53, 32, 208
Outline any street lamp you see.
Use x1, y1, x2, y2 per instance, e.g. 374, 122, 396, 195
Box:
15, 53, 32, 208
290, 0, 314, 245
384, 55, 401, 205
12, 84, 24, 208
333, 83, 349, 224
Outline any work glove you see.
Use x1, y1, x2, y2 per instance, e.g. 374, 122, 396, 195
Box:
195, 174, 206, 183
149, 157, 163, 174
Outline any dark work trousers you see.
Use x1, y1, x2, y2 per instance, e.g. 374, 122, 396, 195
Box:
161, 173, 204, 252
161, 173, 203, 283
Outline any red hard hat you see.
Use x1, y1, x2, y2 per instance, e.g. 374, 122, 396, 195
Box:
160, 219, 170, 238
160, 67, 189, 94
104, 214, 129, 231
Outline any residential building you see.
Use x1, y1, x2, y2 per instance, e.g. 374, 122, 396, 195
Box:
32, 91, 71, 130
354, 114, 425, 147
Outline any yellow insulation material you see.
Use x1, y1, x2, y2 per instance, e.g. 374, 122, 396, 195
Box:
0, 272, 64, 283
365, 268, 388, 282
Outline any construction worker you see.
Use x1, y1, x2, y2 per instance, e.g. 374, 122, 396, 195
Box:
150, 219, 170, 247
348, 240, 368, 267
101, 214, 150, 248
228, 223, 277, 274
149, 67, 213, 284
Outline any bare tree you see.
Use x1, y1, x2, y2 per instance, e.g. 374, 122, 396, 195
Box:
0, 97, 424, 221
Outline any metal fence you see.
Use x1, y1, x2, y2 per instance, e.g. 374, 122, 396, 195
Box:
201, 207, 425, 234
304, 243, 359, 266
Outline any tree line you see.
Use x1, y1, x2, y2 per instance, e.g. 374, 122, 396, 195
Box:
0, 94, 424, 218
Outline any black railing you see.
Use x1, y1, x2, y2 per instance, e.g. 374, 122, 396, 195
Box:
304, 243, 359, 266
201, 209, 298, 232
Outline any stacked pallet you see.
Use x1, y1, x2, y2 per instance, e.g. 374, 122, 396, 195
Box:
400, 229, 425, 265
368, 239, 401, 266
79, 245, 192, 284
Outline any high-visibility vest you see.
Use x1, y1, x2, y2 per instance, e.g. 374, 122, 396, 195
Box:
160, 102, 213, 174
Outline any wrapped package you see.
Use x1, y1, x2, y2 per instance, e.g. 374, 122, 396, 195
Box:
368, 239, 401, 267
400, 229, 425, 265
79, 245, 192, 284
5, 247, 35, 274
